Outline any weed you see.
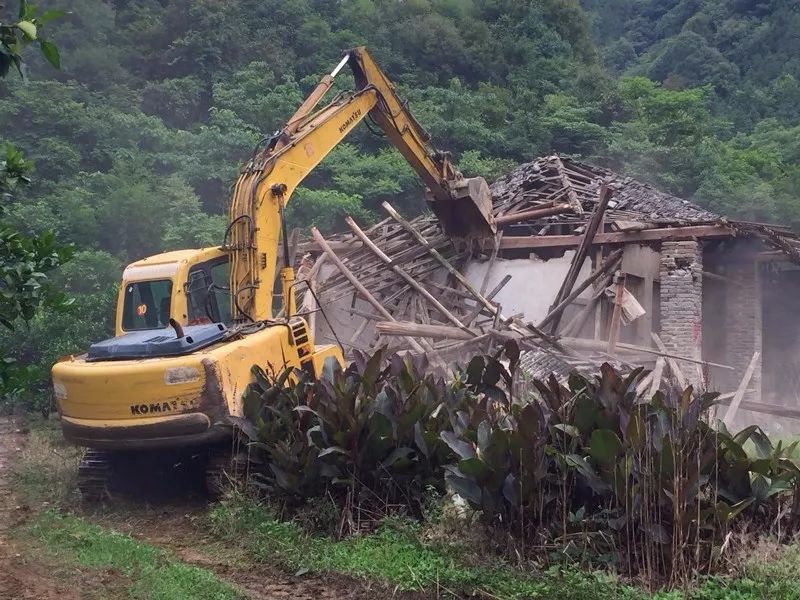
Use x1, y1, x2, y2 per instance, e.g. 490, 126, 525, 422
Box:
209, 493, 800, 599
10, 417, 80, 506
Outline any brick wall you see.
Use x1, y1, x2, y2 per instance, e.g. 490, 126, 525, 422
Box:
659, 241, 703, 385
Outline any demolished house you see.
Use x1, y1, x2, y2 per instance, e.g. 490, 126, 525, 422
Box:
297, 155, 800, 431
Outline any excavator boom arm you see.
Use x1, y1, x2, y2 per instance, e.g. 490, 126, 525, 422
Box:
227, 47, 495, 323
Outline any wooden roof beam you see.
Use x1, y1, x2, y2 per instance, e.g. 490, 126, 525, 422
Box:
499, 225, 733, 249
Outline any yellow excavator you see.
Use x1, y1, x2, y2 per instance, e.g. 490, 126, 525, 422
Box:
51, 47, 495, 499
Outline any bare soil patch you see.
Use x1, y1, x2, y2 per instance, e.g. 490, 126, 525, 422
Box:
94, 505, 420, 599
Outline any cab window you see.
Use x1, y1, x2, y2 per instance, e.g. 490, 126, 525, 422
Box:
186, 258, 231, 325
122, 280, 173, 331
210, 260, 231, 323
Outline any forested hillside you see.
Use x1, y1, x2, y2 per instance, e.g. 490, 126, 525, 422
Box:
582, 0, 800, 218
1, 0, 799, 408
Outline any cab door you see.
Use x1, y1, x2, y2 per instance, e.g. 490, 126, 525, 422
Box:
185, 257, 231, 325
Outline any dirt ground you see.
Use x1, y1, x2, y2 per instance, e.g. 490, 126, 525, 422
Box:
0, 417, 84, 600
0, 417, 419, 599
97, 505, 415, 600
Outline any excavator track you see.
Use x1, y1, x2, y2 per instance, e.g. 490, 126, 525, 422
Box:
205, 447, 247, 500
77, 449, 115, 502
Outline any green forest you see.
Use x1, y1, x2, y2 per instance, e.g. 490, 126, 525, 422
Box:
1, 0, 799, 409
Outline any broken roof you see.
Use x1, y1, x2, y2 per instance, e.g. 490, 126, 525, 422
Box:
492, 155, 718, 225
300, 154, 800, 372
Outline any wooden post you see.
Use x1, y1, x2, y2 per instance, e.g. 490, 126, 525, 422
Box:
560, 337, 733, 370
382, 202, 563, 350
537, 248, 623, 331
722, 352, 761, 428
311, 227, 425, 354
494, 204, 573, 226
344, 217, 475, 336
299, 253, 325, 335
554, 156, 584, 215
548, 182, 613, 333
561, 269, 614, 338
607, 271, 625, 356
375, 321, 476, 340
479, 231, 503, 296
464, 274, 512, 327
649, 357, 665, 397
651, 332, 688, 390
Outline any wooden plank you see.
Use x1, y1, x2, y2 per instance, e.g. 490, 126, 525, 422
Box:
561, 336, 733, 370
494, 204, 573, 226
344, 217, 475, 335
651, 332, 688, 390
464, 274, 512, 327
636, 372, 654, 396
702, 270, 745, 287
606, 272, 625, 356
612, 220, 656, 232
716, 395, 800, 421
499, 225, 733, 250
311, 227, 425, 353
375, 321, 475, 341
433, 333, 493, 352
560, 290, 602, 338
300, 239, 361, 254
547, 184, 611, 334
648, 357, 665, 397
554, 156, 584, 215
537, 248, 622, 330
382, 202, 570, 353
723, 352, 761, 428
479, 232, 503, 296
550, 183, 612, 330
349, 317, 369, 345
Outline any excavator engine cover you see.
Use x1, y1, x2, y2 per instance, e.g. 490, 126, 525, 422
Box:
86, 323, 228, 362
426, 176, 496, 239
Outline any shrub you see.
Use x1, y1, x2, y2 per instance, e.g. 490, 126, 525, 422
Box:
231, 347, 800, 586
443, 360, 800, 586
231, 348, 467, 531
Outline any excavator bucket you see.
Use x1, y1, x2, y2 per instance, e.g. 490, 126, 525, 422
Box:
427, 176, 496, 239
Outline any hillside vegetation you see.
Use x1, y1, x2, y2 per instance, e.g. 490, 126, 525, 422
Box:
1, 0, 799, 408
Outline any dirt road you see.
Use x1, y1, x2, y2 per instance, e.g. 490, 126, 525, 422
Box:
100, 506, 408, 600
0, 418, 80, 600
0, 418, 417, 599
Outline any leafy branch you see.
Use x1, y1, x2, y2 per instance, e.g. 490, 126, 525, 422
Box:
0, 0, 64, 77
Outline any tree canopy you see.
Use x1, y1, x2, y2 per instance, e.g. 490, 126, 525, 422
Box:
1, 0, 799, 408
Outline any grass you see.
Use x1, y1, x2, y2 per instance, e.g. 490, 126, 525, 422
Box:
207, 495, 800, 600
9, 415, 81, 506
208, 495, 647, 599
20, 510, 244, 600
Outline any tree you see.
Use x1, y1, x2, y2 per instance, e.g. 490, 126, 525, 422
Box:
1, 1, 69, 404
